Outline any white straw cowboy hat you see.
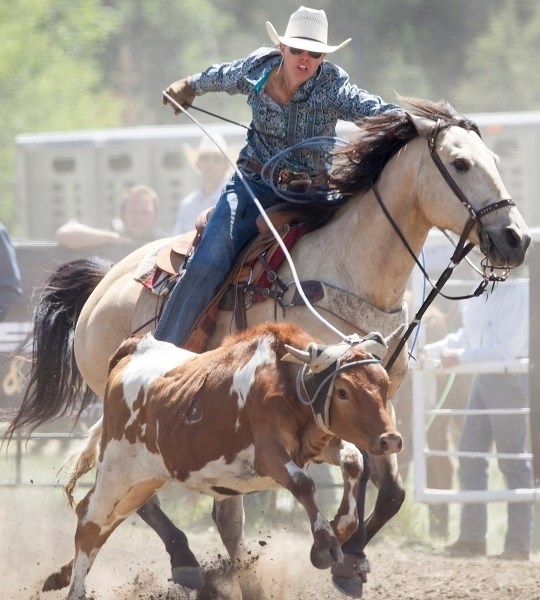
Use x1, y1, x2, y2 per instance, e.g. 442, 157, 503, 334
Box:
184, 134, 230, 169
266, 6, 351, 54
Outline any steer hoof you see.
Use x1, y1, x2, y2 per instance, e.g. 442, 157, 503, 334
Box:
171, 565, 205, 589
310, 542, 344, 570
42, 563, 73, 591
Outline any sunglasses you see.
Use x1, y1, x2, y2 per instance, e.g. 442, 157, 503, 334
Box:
289, 46, 323, 59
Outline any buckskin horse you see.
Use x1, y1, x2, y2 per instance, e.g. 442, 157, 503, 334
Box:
9, 98, 530, 598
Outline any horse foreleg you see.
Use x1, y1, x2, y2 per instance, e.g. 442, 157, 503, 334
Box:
137, 495, 204, 589
364, 452, 405, 543
212, 497, 271, 600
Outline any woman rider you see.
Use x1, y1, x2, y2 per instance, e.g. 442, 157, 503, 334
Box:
156, 5, 402, 347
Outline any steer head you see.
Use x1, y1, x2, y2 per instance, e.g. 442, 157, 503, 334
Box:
282, 326, 403, 456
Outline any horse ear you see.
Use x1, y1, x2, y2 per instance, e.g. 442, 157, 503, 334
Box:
407, 112, 434, 137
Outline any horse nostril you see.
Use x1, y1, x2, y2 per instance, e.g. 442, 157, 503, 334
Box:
505, 227, 521, 249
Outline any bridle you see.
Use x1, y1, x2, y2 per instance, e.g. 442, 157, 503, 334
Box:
425, 117, 515, 266
380, 116, 516, 371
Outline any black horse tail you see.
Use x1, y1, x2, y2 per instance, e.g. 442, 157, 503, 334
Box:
6, 256, 113, 440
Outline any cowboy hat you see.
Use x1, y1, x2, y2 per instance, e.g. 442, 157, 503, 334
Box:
266, 6, 351, 54
184, 134, 230, 170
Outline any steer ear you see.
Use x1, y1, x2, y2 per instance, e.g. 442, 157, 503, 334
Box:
282, 344, 312, 365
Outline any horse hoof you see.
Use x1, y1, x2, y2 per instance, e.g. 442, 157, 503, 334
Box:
332, 574, 363, 598
331, 554, 370, 598
170, 565, 204, 589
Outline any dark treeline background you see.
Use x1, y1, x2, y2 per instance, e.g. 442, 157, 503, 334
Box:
1, 0, 539, 229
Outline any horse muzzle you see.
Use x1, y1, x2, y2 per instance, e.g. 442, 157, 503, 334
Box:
482, 222, 531, 268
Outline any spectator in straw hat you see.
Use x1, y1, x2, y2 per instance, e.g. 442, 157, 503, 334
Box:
172, 134, 232, 235
157, 5, 403, 377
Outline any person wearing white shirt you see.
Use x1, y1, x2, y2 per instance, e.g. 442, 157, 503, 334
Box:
424, 273, 533, 560
173, 134, 231, 235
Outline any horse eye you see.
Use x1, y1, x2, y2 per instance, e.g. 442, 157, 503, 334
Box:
452, 158, 469, 173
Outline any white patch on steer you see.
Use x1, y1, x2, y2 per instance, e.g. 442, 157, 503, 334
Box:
285, 460, 305, 479
83, 438, 170, 524
121, 334, 196, 427
335, 475, 359, 535
230, 336, 274, 429
183, 445, 279, 498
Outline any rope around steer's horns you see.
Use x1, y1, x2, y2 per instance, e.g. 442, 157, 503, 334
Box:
282, 325, 405, 373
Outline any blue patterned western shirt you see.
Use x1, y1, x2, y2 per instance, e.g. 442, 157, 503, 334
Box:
190, 47, 401, 174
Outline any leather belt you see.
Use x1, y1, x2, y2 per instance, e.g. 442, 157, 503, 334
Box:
239, 159, 327, 188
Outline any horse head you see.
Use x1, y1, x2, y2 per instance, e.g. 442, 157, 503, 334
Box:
408, 109, 531, 272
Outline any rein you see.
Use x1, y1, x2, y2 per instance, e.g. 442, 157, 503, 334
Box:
383, 118, 515, 372
296, 357, 381, 434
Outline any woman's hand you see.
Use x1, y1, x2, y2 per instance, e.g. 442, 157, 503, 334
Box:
162, 78, 195, 114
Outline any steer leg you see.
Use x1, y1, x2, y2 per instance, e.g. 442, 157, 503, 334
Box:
328, 442, 364, 544
212, 496, 246, 561
45, 476, 165, 599
331, 449, 371, 599
331, 452, 405, 599
257, 446, 343, 570
137, 495, 204, 589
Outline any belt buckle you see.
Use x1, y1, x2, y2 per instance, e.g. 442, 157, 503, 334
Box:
277, 170, 310, 190
277, 169, 293, 187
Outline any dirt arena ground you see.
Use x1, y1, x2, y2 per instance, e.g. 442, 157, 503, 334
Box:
2, 483, 539, 600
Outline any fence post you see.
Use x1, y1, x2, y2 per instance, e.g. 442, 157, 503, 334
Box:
529, 243, 540, 486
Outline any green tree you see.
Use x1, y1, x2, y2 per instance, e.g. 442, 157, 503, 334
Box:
455, 0, 540, 111
0, 0, 124, 228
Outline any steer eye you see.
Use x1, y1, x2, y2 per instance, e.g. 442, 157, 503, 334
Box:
336, 388, 348, 400
452, 158, 469, 173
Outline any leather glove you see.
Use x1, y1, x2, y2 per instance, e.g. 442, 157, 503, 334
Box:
162, 78, 196, 114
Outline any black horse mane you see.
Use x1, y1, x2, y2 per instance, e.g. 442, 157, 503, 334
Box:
330, 96, 480, 198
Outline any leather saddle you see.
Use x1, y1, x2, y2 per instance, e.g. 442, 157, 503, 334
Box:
155, 203, 312, 280
150, 204, 316, 352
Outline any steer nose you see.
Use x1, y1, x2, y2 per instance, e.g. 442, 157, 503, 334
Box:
377, 432, 403, 455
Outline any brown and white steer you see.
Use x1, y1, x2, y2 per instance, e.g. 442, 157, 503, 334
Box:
45, 322, 402, 599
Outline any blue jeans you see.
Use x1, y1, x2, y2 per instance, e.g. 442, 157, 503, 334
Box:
154, 172, 281, 346
458, 373, 533, 553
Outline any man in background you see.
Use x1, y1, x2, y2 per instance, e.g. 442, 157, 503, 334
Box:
56, 184, 162, 261
423, 270, 533, 560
